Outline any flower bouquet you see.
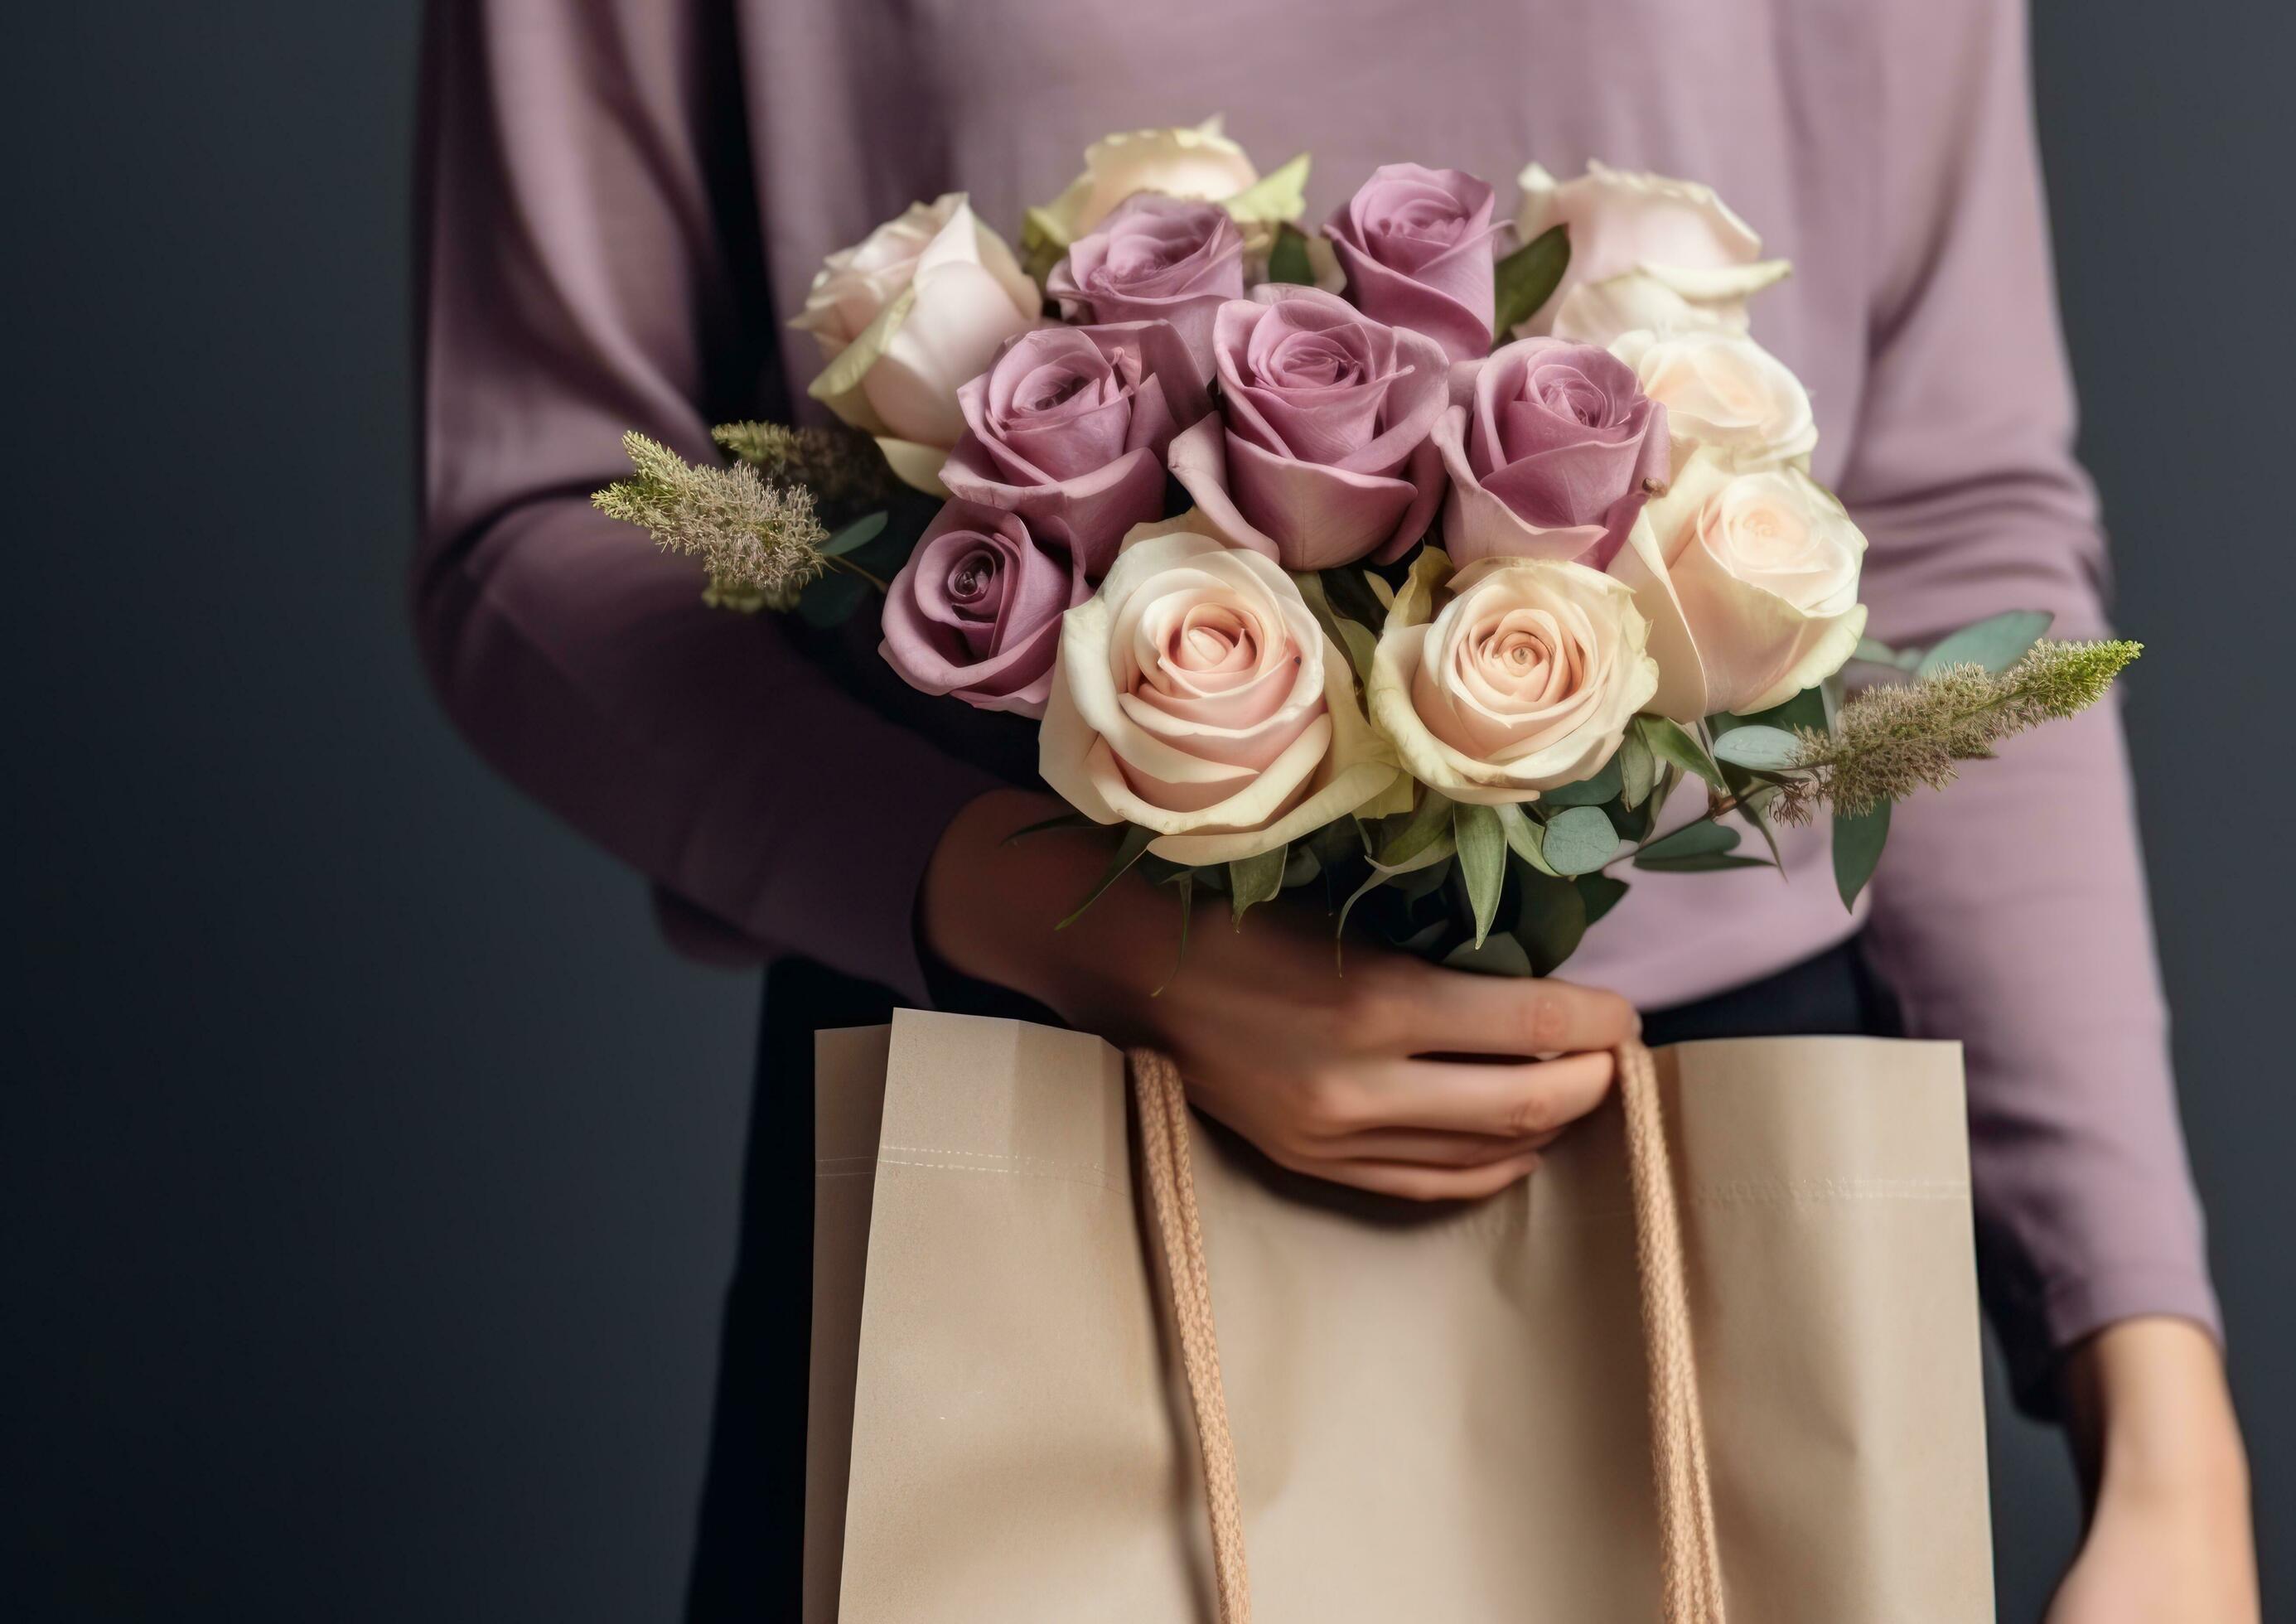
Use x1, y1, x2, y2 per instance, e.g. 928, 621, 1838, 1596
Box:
596, 118, 2137, 975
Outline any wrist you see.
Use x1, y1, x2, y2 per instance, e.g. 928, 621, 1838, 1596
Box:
2061, 1317, 2249, 1513
920, 789, 1177, 1035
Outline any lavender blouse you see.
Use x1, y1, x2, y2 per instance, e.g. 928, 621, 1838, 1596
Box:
415, 0, 2217, 1393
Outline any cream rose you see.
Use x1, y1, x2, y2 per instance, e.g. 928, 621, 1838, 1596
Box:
1612, 327, 1816, 471
1038, 520, 1399, 862
791, 195, 1040, 492
1023, 117, 1309, 273
1513, 162, 1790, 339
1370, 554, 1657, 805
1612, 447, 1868, 720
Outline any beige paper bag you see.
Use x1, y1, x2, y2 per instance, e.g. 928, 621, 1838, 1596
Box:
805, 1011, 1993, 1622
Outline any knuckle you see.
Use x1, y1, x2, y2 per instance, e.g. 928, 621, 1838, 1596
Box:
1331, 983, 1398, 1050
1506, 1085, 1559, 1138
1297, 1071, 1370, 1134
1522, 989, 1569, 1051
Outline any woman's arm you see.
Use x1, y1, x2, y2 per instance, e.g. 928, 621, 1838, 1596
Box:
414, 0, 995, 1001
1846, 0, 2250, 1608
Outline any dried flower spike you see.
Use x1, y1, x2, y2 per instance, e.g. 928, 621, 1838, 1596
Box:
592, 432, 830, 611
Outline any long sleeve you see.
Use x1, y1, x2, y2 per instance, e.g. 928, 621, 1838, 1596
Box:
1841, 0, 2217, 1400
413, 0, 995, 1002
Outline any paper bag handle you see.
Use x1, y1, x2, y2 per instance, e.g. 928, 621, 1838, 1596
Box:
1127, 1041, 1728, 1624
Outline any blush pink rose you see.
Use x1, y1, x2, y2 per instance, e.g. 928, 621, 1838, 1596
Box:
1433, 336, 1669, 569
1167, 286, 1448, 569
1044, 195, 1245, 373
939, 321, 1212, 578
877, 500, 1088, 717
1326, 164, 1502, 365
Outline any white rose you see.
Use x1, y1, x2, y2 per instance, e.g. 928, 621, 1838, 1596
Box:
1038, 520, 1400, 863
1024, 116, 1309, 272
1513, 161, 1791, 339
1612, 447, 1868, 720
1369, 553, 1657, 805
1612, 326, 1817, 471
791, 194, 1040, 492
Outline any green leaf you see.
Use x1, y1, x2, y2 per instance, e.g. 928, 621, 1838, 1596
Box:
1540, 805, 1620, 875
1617, 732, 1657, 810
1491, 224, 1570, 340
1443, 931, 1535, 977
1453, 804, 1506, 949
1318, 564, 1390, 630
1001, 810, 1098, 845
1832, 800, 1892, 909
1634, 853, 1776, 873
1227, 846, 1289, 926
1514, 869, 1588, 976
796, 568, 868, 627
1634, 820, 1740, 864
1056, 824, 1156, 928
1575, 872, 1630, 927
1267, 224, 1316, 286
1377, 790, 1454, 868
1917, 610, 2052, 678
819, 511, 889, 558
1152, 872, 1195, 998
1854, 636, 1921, 672
1540, 752, 1623, 808
1710, 724, 1805, 772
1638, 715, 1727, 792
1494, 801, 1558, 876
1726, 685, 1828, 736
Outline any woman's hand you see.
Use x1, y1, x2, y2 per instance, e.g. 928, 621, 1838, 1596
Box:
923, 790, 1639, 1201
2047, 1318, 2259, 1623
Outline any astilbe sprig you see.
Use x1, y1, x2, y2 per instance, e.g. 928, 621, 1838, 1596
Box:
592, 432, 829, 611
711, 420, 895, 511
1775, 638, 2143, 819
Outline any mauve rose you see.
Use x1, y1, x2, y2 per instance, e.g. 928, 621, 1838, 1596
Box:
1168, 286, 1448, 570
1046, 196, 1245, 372
1326, 164, 1502, 365
939, 321, 1211, 578
878, 500, 1087, 718
1433, 336, 1669, 569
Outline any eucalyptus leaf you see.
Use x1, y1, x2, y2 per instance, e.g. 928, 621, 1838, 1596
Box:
1617, 732, 1657, 810
1854, 636, 1922, 673
1638, 715, 1727, 791
1832, 800, 1892, 909
1453, 803, 1506, 948
1726, 685, 1828, 737
1710, 725, 1805, 772
1443, 931, 1535, 978
1228, 847, 1288, 926
1056, 824, 1156, 929
1635, 820, 1740, 863
1540, 805, 1619, 875
1575, 872, 1630, 928
1542, 752, 1623, 808
1917, 610, 2052, 677
819, 511, 889, 558
1267, 225, 1316, 286
1491, 224, 1570, 340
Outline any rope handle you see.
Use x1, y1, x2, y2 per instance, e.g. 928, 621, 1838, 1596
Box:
1126, 1041, 1727, 1624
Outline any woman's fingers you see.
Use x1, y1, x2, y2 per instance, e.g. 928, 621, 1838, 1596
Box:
1380, 967, 1640, 1059
1329, 1051, 1617, 1138
1326, 1148, 1547, 1203
1325, 1125, 1564, 1167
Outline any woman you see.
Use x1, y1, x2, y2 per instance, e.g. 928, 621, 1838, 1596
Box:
415, 0, 2256, 1616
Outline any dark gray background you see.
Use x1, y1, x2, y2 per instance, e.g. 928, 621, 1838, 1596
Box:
6, 2, 2288, 1618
